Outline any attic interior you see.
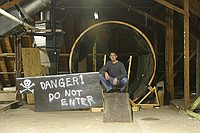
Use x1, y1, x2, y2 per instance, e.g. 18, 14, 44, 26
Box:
0, 0, 200, 130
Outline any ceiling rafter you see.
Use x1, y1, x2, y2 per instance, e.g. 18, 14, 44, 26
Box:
169, 0, 200, 17
154, 0, 187, 15
115, 0, 166, 27
0, 0, 21, 9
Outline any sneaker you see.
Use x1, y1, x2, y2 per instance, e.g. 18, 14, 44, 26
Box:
106, 89, 114, 93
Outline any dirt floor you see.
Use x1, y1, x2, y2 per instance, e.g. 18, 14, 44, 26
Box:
0, 102, 200, 133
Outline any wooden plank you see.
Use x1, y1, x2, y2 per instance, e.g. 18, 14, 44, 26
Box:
0, 100, 20, 112
14, 35, 22, 79
22, 48, 42, 77
165, 8, 170, 100
186, 110, 200, 121
0, 53, 15, 57
3, 37, 13, 53
170, 0, 200, 17
0, 0, 22, 10
58, 34, 68, 72
5, 57, 15, 86
189, 0, 200, 17
2, 37, 15, 86
136, 86, 160, 108
15, 39, 21, 101
196, 41, 200, 97
138, 104, 155, 109
22, 48, 42, 104
90, 107, 103, 112
165, 8, 174, 99
132, 106, 140, 112
130, 99, 137, 107
0, 43, 11, 86
155, 0, 186, 15
0, 72, 16, 74
103, 93, 132, 123
190, 96, 200, 111
21, 35, 33, 48
184, 0, 190, 109
93, 42, 97, 72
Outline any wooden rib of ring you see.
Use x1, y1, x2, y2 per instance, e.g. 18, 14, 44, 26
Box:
69, 20, 156, 86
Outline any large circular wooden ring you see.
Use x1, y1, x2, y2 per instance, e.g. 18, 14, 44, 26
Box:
69, 20, 156, 85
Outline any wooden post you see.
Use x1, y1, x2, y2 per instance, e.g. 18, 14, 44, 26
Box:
93, 42, 97, 72
184, 0, 190, 109
196, 41, 200, 97
126, 55, 132, 93
153, 31, 158, 57
15, 35, 21, 78
14, 35, 22, 100
153, 31, 158, 84
103, 55, 107, 66
165, 8, 174, 99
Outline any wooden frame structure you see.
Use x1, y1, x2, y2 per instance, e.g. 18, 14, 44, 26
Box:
69, 21, 156, 86
69, 21, 158, 110
0, 37, 15, 86
155, 0, 190, 109
103, 54, 159, 109
135, 86, 160, 108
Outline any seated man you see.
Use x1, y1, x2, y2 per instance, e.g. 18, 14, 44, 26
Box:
99, 51, 129, 93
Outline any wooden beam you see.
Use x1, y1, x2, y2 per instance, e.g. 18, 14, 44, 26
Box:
170, 0, 200, 17
190, 51, 196, 60
174, 53, 183, 65
189, 0, 200, 17
3, 37, 15, 86
0, 45, 11, 86
0, 53, 15, 57
155, 0, 187, 15
196, 41, 200, 97
14, 35, 22, 100
115, 0, 166, 26
0, 100, 20, 112
165, 8, 174, 99
159, 50, 194, 82
0, 0, 22, 10
184, 0, 190, 109
168, 8, 174, 100
0, 37, 14, 86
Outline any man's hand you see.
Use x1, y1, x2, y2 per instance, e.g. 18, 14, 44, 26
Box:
113, 78, 118, 85
105, 72, 110, 80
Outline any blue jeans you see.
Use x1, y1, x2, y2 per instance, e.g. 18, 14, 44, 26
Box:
99, 74, 128, 93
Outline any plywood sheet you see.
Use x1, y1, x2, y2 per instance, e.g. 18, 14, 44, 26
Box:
103, 93, 132, 123
22, 48, 42, 77
22, 48, 42, 104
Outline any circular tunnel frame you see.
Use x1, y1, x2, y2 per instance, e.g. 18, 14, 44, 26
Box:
69, 20, 156, 86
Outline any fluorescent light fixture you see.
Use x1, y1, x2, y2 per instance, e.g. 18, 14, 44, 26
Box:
94, 12, 99, 19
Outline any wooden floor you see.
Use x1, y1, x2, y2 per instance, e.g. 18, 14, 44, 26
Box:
0, 102, 200, 133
